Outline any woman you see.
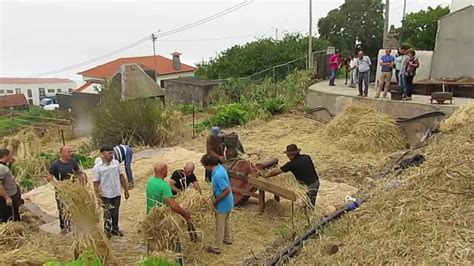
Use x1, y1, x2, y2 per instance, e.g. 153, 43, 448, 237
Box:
394, 50, 404, 85
404, 49, 419, 101
342, 55, 352, 85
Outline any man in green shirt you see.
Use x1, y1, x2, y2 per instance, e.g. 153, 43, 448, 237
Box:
146, 162, 191, 222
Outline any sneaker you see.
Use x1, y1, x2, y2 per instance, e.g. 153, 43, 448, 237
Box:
60, 228, 69, 235
223, 240, 232, 245
374, 95, 380, 98
111, 230, 124, 237
206, 247, 221, 254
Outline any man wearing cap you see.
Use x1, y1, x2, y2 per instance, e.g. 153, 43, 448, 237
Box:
205, 127, 225, 182
94, 144, 134, 189
262, 144, 320, 208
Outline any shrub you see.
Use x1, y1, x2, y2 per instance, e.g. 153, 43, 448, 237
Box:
176, 103, 204, 115
196, 103, 248, 132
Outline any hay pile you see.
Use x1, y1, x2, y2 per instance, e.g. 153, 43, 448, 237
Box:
175, 186, 214, 225
440, 102, 474, 133
294, 103, 474, 264
54, 180, 116, 264
142, 206, 183, 252
0, 222, 28, 248
324, 103, 405, 153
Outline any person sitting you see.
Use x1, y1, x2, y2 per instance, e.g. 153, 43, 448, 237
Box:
169, 162, 202, 196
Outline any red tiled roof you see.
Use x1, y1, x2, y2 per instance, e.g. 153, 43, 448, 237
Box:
77, 55, 197, 79
0, 78, 74, 84
74, 81, 94, 93
0, 94, 28, 108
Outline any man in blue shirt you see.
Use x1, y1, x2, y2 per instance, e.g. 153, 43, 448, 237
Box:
200, 154, 234, 255
375, 49, 395, 98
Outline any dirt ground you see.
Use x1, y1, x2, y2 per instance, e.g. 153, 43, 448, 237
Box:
18, 112, 394, 265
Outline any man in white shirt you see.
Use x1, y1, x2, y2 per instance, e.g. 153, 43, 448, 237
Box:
356, 51, 372, 97
349, 55, 358, 88
93, 145, 130, 237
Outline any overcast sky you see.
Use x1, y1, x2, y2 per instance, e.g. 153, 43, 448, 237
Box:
0, 0, 451, 83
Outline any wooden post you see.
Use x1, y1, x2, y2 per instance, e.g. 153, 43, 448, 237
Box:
192, 102, 195, 139
259, 189, 265, 213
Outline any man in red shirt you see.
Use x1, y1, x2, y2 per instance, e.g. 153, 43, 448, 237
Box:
328, 50, 341, 86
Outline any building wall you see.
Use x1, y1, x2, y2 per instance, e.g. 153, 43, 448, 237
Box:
163, 82, 213, 107
451, 0, 473, 13
83, 72, 195, 89
431, 6, 474, 79
0, 82, 76, 105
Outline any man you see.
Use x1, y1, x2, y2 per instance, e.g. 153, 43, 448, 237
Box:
349, 55, 358, 88
375, 49, 395, 98
399, 45, 410, 98
0, 149, 22, 223
48, 145, 87, 234
169, 162, 202, 196
201, 154, 234, 255
205, 127, 225, 182
356, 51, 372, 97
328, 50, 341, 86
263, 144, 319, 208
146, 162, 191, 219
95, 144, 134, 189
93, 145, 130, 237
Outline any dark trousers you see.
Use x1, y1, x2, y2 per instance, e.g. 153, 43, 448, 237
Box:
306, 182, 319, 208
405, 75, 415, 97
55, 191, 70, 230
101, 196, 121, 233
358, 71, 369, 96
123, 146, 134, 185
0, 191, 21, 223
329, 69, 337, 85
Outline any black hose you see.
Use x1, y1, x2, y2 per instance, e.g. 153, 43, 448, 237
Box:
265, 199, 364, 266
306, 107, 335, 117
396, 111, 446, 123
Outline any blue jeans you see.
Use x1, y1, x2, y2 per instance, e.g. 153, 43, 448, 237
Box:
358, 71, 369, 96
123, 145, 134, 185
400, 73, 407, 97
395, 70, 400, 85
329, 69, 337, 85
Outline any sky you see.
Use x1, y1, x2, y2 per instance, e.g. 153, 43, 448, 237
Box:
0, 0, 451, 83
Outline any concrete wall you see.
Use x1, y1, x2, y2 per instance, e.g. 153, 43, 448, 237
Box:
451, 0, 473, 13
374, 50, 433, 86
83, 71, 195, 88
163, 82, 213, 107
0, 82, 76, 105
431, 6, 474, 79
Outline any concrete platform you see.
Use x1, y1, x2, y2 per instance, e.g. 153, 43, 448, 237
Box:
306, 80, 473, 146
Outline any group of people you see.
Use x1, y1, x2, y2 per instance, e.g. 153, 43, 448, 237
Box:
0, 126, 321, 256
330, 46, 420, 100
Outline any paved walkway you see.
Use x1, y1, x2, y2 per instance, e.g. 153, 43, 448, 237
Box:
310, 79, 472, 108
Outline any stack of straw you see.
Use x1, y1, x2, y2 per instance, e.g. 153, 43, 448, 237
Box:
54, 180, 116, 264
175, 185, 214, 225
324, 103, 405, 153
142, 206, 183, 252
0, 222, 27, 248
294, 103, 474, 264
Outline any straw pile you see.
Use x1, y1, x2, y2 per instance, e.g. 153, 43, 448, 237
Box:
440, 102, 474, 133
0, 222, 28, 248
294, 103, 474, 264
54, 180, 116, 264
324, 103, 405, 153
142, 206, 183, 252
175, 185, 214, 225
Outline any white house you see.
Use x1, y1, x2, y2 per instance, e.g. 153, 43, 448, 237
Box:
76, 52, 196, 93
0, 78, 76, 106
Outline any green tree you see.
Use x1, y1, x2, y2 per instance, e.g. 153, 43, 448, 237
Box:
196, 33, 330, 79
400, 5, 449, 50
317, 0, 384, 57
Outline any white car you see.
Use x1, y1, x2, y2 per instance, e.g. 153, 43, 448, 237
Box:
44, 104, 59, 111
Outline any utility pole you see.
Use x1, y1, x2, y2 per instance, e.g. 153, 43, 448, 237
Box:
402, 0, 407, 22
275, 27, 278, 41
383, 0, 389, 48
151, 33, 158, 78
308, 0, 313, 69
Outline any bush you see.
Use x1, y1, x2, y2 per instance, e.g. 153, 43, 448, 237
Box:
176, 104, 204, 115
37, 152, 95, 169
196, 103, 248, 132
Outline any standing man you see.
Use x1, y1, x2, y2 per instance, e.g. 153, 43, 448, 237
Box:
48, 146, 87, 234
375, 49, 395, 98
201, 154, 234, 255
328, 50, 341, 86
356, 51, 372, 97
95, 144, 134, 189
205, 127, 225, 183
169, 162, 202, 196
93, 145, 129, 237
399, 45, 410, 98
349, 55, 358, 88
262, 144, 320, 208
0, 149, 22, 222
146, 162, 191, 219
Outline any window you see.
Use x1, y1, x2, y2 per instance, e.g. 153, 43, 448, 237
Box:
6, 90, 13, 94
28, 99, 33, 105
27, 89, 32, 97
39, 88, 45, 97
0, 90, 4, 94
68, 88, 73, 93
47, 89, 55, 93
15, 88, 21, 94
57, 89, 62, 92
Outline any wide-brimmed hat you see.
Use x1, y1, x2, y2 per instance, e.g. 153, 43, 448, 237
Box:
210, 126, 224, 137
283, 144, 301, 155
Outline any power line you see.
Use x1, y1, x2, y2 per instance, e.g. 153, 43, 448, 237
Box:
157, 31, 270, 42
32, 0, 253, 77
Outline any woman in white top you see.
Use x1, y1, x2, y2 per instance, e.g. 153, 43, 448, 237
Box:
394, 50, 404, 85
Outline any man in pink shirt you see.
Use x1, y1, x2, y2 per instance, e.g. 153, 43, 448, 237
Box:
328, 50, 341, 86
